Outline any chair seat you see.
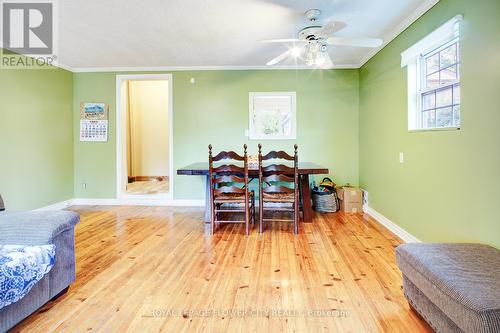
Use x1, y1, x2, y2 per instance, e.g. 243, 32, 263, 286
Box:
214, 191, 254, 203
262, 192, 295, 202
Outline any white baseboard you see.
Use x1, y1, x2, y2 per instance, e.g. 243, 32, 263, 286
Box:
71, 198, 118, 206
35, 198, 205, 210
34, 199, 73, 211
168, 199, 205, 207
72, 198, 205, 207
363, 205, 420, 243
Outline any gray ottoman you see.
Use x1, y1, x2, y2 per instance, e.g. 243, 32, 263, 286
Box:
396, 243, 500, 333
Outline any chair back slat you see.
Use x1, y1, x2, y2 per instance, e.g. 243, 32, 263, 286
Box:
212, 175, 245, 184
261, 150, 294, 161
213, 164, 245, 174
212, 151, 245, 162
214, 186, 246, 195
262, 164, 295, 175
262, 185, 295, 194
262, 174, 295, 183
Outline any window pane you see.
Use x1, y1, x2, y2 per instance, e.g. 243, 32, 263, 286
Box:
422, 110, 436, 129
436, 87, 452, 107
436, 107, 453, 128
453, 105, 461, 127
453, 84, 460, 105
426, 72, 440, 89
440, 65, 458, 85
426, 53, 439, 74
440, 44, 457, 68
252, 95, 294, 138
422, 92, 435, 110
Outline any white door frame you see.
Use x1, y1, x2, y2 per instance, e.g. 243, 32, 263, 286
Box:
116, 74, 174, 201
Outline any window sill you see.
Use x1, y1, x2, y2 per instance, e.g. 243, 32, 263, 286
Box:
408, 127, 460, 133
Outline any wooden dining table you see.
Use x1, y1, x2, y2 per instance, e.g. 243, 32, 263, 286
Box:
177, 162, 329, 226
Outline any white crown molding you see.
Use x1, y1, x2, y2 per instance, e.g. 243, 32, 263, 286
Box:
66, 64, 359, 73
55, 61, 75, 72
363, 205, 420, 243
357, 0, 440, 68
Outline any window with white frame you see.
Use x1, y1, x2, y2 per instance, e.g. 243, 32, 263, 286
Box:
248, 92, 296, 140
401, 15, 462, 131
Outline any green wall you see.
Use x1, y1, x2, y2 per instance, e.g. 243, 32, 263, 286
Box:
73, 70, 360, 199
3, 0, 498, 248
0, 67, 74, 210
359, 0, 500, 247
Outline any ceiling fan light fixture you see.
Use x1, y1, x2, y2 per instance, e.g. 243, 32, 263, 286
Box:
305, 49, 315, 66
291, 46, 302, 58
315, 52, 327, 66
315, 57, 325, 67
264, 8, 377, 68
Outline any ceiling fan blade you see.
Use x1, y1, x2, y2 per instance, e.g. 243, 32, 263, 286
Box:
266, 49, 292, 66
316, 21, 347, 38
326, 36, 383, 48
260, 38, 303, 43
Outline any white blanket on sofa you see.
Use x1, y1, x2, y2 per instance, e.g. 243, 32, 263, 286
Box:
0, 244, 56, 309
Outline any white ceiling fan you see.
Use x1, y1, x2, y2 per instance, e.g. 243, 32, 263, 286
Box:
262, 9, 383, 68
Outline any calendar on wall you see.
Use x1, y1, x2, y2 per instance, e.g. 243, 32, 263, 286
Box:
80, 120, 108, 142
79, 102, 109, 142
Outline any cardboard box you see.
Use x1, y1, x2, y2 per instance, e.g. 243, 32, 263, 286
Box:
340, 200, 363, 214
336, 186, 362, 203
337, 186, 363, 213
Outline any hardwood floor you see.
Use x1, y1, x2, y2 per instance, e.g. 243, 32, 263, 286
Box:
126, 180, 169, 194
12, 206, 432, 333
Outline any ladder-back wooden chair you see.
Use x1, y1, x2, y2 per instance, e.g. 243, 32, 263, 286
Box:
258, 144, 299, 234
209, 144, 255, 236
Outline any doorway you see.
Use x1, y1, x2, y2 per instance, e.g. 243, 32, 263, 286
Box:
116, 74, 173, 201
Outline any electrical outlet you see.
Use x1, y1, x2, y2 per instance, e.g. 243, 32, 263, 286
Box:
399, 152, 405, 164
82, 183, 87, 189
361, 189, 369, 206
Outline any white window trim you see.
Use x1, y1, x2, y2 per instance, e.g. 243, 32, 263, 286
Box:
401, 15, 462, 67
248, 92, 297, 140
402, 15, 462, 132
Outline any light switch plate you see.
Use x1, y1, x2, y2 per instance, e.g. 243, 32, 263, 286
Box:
399, 152, 404, 163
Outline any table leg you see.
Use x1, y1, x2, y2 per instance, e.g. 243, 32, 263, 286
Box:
300, 174, 313, 223
204, 175, 212, 234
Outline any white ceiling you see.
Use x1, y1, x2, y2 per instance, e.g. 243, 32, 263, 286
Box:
57, 0, 437, 71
